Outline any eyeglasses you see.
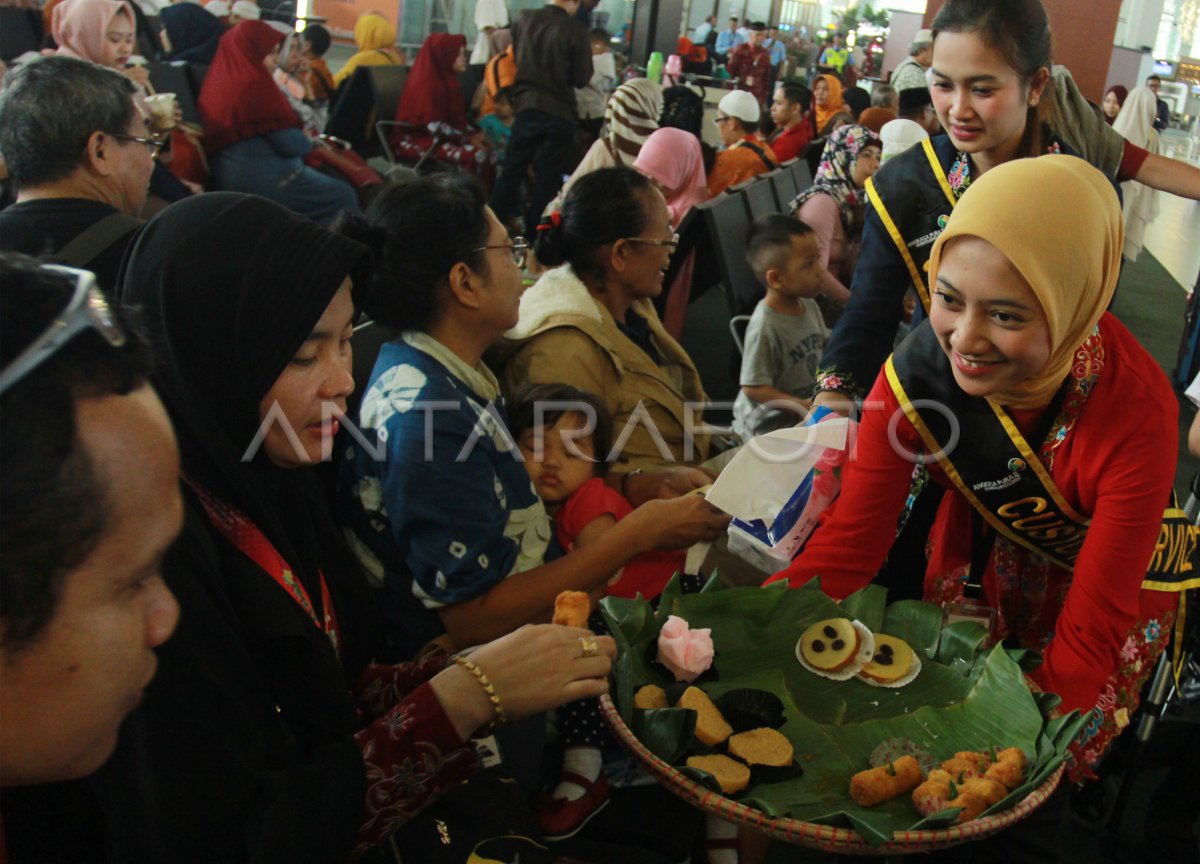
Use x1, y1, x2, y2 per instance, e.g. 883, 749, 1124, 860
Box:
714, 114, 732, 124
109, 132, 165, 160
624, 233, 680, 250
0, 266, 127, 395
466, 235, 528, 269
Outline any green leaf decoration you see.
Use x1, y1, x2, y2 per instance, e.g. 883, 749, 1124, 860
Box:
632, 708, 696, 765
840, 584, 888, 633
601, 584, 1085, 846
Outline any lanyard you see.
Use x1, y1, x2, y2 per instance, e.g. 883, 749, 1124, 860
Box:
186, 478, 340, 657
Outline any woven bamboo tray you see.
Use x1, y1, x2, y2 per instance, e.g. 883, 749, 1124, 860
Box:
599, 693, 1065, 855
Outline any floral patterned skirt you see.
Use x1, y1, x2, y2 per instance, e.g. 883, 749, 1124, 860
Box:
1068, 607, 1175, 782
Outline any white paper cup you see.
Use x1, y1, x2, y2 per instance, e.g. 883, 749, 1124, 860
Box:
145, 93, 177, 131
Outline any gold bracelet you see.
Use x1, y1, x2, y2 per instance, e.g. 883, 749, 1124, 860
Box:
453, 655, 506, 731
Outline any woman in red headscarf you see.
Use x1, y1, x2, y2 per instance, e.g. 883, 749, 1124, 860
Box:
389, 33, 494, 185
1102, 84, 1128, 125
199, 19, 358, 225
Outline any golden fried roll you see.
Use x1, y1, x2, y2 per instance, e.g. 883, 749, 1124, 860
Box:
677, 686, 733, 746
912, 772, 953, 816
947, 790, 988, 823
849, 755, 924, 807
552, 590, 591, 628
962, 777, 1008, 807
633, 684, 669, 710
940, 755, 987, 781
984, 747, 1028, 789
687, 754, 751, 795
953, 750, 993, 768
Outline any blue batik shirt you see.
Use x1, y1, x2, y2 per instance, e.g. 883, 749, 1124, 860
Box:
339, 331, 550, 656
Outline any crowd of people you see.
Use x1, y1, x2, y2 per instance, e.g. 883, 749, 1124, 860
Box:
1, 0, 1199, 862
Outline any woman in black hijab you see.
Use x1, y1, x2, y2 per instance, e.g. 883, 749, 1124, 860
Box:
117, 192, 615, 862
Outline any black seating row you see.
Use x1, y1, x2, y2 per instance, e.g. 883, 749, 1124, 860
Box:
0, 8, 43, 63
147, 61, 208, 126
676, 157, 813, 320
324, 65, 476, 158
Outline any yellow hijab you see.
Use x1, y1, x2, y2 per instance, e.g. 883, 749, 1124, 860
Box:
927, 155, 1122, 409
333, 12, 401, 87
354, 12, 396, 50
813, 74, 845, 135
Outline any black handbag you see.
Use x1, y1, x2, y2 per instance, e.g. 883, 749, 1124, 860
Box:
389, 716, 552, 863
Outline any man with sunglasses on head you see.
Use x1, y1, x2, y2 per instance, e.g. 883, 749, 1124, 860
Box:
0, 255, 182, 860
0, 57, 157, 293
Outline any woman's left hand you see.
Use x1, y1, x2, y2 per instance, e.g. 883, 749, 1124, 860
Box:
621, 466, 716, 506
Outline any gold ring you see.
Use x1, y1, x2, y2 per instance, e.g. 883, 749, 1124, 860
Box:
579, 636, 598, 657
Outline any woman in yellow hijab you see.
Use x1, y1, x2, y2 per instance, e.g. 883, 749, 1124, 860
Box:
771, 156, 1183, 795
811, 73, 846, 136
332, 12, 406, 88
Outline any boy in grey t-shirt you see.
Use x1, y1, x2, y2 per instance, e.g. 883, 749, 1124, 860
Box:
733, 215, 831, 439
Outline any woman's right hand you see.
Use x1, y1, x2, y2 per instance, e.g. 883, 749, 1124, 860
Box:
431, 625, 616, 739
812, 389, 856, 416
626, 492, 730, 551
124, 65, 151, 89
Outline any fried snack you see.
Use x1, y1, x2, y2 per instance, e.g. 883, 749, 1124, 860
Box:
727, 728, 794, 768
940, 753, 989, 781
849, 755, 924, 807
954, 750, 993, 766
912, 769, 954, 816
633, 684, 669, 710
946, 790, 989, 823
677, 686, 733, 746
984, 747, 1028, 789
552, 590, 590, 628
859, 634, 917, 685
798, 618, 860, 672
962, 776, 1008, 807
687, 754, 751, 795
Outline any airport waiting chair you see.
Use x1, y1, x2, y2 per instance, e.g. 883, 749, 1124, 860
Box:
770, 160, 802, 211
741, 174, 781, 222
0, 8, 42, 62
148, 62, 203, 125
326, 65, 407, 153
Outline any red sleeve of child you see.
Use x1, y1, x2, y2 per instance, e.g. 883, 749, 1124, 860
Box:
554, 476, 634, 551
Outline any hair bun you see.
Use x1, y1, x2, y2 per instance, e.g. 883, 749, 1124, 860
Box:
532, 209, 569, 266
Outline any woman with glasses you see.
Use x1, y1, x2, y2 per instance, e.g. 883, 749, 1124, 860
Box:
199, 20, 358, 225
503, 166, 712, 477
336, 173, 726, 663
115, 191, 620, 862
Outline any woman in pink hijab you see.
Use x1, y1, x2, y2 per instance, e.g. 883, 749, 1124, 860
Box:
633, 126, 709, 228
52, 0, 149, 88
634, 127, 710, 337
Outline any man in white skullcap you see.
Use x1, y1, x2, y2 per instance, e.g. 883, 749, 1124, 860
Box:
708, 89, 778, 194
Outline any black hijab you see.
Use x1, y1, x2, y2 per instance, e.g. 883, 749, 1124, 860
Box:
119, 192, 376, 669
160, 2, 225, 64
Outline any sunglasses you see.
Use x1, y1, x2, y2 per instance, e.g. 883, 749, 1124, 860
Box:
0, 266, 127, 395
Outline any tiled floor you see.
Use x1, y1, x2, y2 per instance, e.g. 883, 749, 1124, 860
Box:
1142, 130, 1200, 294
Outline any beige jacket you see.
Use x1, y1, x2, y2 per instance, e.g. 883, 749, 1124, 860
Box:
501, 265, 711, 470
